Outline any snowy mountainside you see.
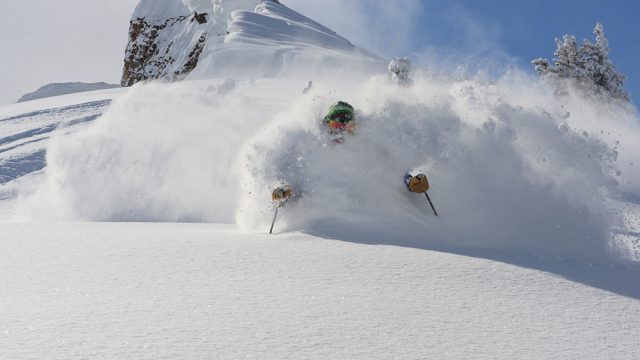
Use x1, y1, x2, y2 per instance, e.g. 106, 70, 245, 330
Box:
122, 0, 383, 86
17, 82, 120, 103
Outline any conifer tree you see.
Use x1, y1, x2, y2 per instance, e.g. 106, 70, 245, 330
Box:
532, 23, 628, 100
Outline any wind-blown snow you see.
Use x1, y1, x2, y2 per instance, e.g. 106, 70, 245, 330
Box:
11, 69, 640, 267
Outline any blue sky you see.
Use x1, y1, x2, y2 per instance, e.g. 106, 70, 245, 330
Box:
288, 0, 640, 105
413, 0, 640, 102
0, 0, 638, 106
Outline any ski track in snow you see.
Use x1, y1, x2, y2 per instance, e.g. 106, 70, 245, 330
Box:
0, 100, 111, 184
1, 222, 639, 360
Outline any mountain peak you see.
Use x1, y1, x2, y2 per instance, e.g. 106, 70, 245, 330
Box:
122, 0, 382, 86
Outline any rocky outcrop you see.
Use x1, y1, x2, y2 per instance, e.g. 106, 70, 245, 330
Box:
121, 0, 265, 87
121, 13, 204, 86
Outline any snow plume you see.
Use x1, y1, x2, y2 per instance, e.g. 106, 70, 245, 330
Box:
235, 73, 635, 266
283, 0, 424, 56
16, 80, 272, 223
16, 69, 640, 266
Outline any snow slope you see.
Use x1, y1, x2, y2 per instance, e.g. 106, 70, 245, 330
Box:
0, 88, 124, 215
1, 10, 639, 360
1, 222, 639, 359
0, 89, 124, 184
2, 2, 639, 358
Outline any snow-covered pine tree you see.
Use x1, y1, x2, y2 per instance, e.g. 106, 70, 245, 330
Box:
532, 35, 579, 80
532, 22, 628, 100
555, 35, 580, 79
531, 57, 551, 75
586, 23, 628, 100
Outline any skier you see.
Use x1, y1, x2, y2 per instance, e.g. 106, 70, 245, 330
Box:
268, 105, 437, 232
389, 57, 413, 87
322, 101, 356, 143
269, 102, 356, 229
271, 101, 355, 200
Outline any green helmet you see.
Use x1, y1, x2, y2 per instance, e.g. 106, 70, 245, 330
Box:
326, 101, 355, 124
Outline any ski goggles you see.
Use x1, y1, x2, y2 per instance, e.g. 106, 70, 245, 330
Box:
328, 120, 356, 133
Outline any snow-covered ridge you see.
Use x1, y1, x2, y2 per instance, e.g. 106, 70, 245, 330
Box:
229, 2, 357, 51
121, 0, 383, 86
131, 0, 267, 20
17, 82, 120, 103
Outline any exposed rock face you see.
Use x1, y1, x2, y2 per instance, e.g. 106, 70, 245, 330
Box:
121, 14, 202, 86
121, 0, 265, 87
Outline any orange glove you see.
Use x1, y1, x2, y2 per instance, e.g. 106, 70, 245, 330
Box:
272, 185, 293, 201
407, 174, 430, 193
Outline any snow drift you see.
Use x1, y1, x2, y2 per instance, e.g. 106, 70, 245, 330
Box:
14, 66, 640, 267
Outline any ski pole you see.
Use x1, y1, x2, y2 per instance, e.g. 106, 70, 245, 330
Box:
269, 204, 281, 234
424, 192, 439, 216
269, 201, 288, 234
269, 185, 293, 234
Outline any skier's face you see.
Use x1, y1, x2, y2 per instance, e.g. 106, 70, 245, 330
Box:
328, 119, 355, 134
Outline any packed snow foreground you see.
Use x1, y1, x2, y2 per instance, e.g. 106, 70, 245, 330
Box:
2, 222, 640, 359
